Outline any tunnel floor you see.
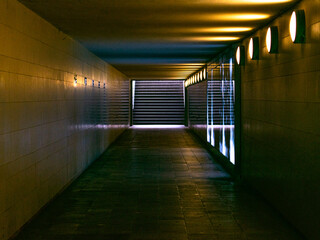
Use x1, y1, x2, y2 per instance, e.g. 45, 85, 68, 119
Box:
13, 128, 304, 240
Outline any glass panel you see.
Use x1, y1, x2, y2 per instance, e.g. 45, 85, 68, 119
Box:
207, 56, 235, 164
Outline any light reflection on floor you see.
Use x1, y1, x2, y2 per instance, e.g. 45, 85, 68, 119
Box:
207, 125, 235, 164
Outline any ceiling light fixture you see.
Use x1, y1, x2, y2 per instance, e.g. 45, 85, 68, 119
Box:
204, 27, 253, 32
190, 36, 240, 41
240, 0, 293, 3
217, 13, 270, 21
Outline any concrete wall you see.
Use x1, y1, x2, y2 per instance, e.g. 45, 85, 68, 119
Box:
0, 1, 129, 240
240, 0, 320, 239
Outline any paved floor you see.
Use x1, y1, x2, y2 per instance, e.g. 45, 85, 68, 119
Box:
14, 128, 304, 240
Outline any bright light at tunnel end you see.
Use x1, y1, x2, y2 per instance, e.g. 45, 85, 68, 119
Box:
132, 125, 186, 129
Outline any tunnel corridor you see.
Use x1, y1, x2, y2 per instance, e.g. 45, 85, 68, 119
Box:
12, 128, 304, 240
1, 0, 319, 239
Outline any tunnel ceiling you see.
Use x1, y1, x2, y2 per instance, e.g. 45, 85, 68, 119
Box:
19, 0, 297, 80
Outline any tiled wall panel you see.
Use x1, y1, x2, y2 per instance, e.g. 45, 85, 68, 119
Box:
0, 1, 129, 240
240, 0, 320, 239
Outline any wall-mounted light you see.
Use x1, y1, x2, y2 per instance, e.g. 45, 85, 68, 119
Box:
249, 37, 259, 60
236, 46, 245, 65
290, 10, 305, 43
200, 71, 203, 81
84, 77, 87, 86
266, 26, 279, 53
74, 75, 77, 87
203, 68, 207, 80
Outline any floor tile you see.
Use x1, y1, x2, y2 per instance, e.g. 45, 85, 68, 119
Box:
12, 128, 305, 240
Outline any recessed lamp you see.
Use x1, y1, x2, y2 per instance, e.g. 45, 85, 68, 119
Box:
249, 37, 259, 60
212, 13, 270, 21
290, 10, 305, 43
241, 0, 293, 3
208, 37, 240, 41
208, 27, 253, 32
266, 26, 279, 53
236, 46, 245, 65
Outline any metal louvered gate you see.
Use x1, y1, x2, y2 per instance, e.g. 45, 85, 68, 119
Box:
132, 80, 185, 125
